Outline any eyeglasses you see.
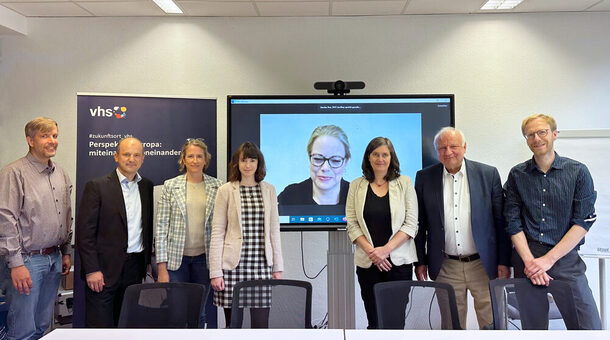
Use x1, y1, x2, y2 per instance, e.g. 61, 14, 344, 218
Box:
309, 154, 345, 168
524, 129, 550, 140
186, 138, 205, 142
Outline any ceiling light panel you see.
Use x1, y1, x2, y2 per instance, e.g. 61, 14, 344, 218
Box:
481, 0, 524, 10
153, 0, 183, 14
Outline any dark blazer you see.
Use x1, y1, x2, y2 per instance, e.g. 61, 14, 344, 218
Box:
277, 178, 350, 216
278, 178, 350, 206
76, 170, 153, 287
414, 159, 511, 280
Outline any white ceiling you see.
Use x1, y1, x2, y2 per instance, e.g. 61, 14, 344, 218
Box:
0, 0, 609, 17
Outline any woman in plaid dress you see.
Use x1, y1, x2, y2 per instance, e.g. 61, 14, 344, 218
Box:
209, 142, 283, 328
155, 139, 223, 327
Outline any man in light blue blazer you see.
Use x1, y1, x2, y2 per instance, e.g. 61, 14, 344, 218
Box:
414, 127, 511, 329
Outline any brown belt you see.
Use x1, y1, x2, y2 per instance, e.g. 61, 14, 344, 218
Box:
22, 246, 59, 256
444, 253, 480, 262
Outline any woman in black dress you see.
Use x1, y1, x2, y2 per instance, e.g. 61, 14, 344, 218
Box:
345, 137, 419, 329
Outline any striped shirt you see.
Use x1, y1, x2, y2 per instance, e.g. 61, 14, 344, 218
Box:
503, 153, 597, 248
0, 152, 73, 267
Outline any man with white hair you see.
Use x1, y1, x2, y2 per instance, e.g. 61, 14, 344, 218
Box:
414, 127, 511, 329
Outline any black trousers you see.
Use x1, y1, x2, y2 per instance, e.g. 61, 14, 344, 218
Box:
85, 252, 145, 328
356, 261, 412, 329
512, 241, 601, 330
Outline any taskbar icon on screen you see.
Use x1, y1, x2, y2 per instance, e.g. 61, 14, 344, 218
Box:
288, 215, 347, 224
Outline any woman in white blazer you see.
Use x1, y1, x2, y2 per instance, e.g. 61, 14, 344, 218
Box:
155, 139, 223, 327
209, 142, 283, 328
345, 137, 418, 329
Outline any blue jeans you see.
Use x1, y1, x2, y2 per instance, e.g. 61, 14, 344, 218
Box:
2, 251, 62, 340
168, 254, 214, 328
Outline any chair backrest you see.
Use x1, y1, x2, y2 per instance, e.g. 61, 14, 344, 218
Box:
118, 282, 206, 328
374, 280, 461, 329
230, 279, 312, 329
489, 278, 579, 330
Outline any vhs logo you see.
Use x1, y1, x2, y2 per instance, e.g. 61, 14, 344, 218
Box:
90, 106, 127, 119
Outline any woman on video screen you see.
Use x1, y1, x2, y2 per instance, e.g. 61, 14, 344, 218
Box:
278, 125, 351, 208
345, 137, 418, 329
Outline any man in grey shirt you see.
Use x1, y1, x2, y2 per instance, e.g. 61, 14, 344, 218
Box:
0, 117, 72, 340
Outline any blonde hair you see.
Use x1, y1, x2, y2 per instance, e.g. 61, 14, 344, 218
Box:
306, 125, 351, 160
521, 114, 557, 135
25, 117, 57, 138
179, 139, 211, 172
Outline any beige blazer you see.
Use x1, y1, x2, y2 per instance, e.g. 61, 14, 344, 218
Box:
208, 181, 283, 278
346, 175, 419, 268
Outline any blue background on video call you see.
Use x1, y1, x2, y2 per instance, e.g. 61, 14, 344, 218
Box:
261, 113, 422, 193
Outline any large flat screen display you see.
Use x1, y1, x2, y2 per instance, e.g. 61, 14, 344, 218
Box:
228, 95, 454, 231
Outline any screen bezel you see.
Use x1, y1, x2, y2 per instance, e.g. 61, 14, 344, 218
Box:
227, 94, 455, 231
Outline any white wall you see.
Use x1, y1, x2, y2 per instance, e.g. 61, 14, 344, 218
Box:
1, 12, 609, 329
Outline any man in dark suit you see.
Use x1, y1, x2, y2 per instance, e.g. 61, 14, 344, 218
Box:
76, 137, 153, 327
414, 127, 511, 329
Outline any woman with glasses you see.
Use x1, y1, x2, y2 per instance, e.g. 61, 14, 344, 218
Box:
345, 137, 418, 329
155, 138, 223, 327
278, 125, 351, 210
209, 142, 283, 328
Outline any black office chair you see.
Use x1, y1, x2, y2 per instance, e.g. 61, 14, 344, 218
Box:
229, 279, 312, 329
374, 280, 461, 329
489, 278, 580, 330
118, 282, 207, 328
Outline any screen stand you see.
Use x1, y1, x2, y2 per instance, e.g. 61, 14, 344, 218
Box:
600, 258, 607, 330
327, 230, 355, 328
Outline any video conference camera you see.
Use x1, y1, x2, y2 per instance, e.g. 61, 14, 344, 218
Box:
314, 80, 366, 96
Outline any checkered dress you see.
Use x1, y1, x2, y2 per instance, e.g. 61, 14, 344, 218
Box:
214, 185, 272, 308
